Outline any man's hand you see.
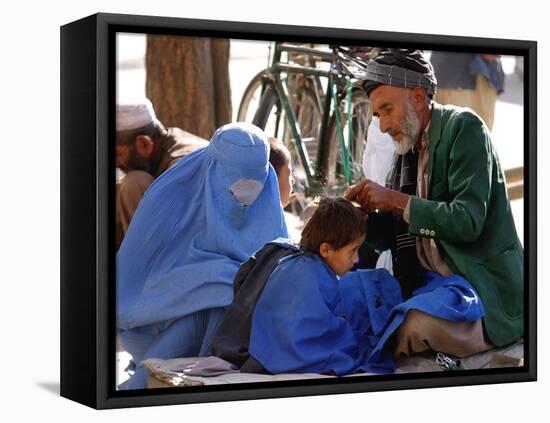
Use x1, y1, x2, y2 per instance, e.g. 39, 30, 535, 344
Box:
344, 179, 410, 213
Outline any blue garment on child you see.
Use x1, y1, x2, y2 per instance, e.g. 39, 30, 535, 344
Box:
248, 253, 400, 375
117, 122, 288, 331
248, 250, 485, 375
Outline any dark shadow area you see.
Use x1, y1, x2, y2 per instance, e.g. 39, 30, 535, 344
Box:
36, 381, 60, 396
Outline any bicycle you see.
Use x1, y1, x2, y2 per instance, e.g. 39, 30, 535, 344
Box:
237, 43, 374, 210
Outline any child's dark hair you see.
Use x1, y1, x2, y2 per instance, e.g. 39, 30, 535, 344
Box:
268, 137, 290, 176
300, 197, 366, 252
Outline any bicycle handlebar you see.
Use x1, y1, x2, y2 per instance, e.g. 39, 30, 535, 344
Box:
274, 43, 369, 81
276, 63, 333, 78
278, 43, 333, 61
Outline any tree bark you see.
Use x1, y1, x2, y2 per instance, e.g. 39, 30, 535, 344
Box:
145, 35, 232, 140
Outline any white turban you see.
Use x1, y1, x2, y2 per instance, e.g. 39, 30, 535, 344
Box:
116, 99, 157, 131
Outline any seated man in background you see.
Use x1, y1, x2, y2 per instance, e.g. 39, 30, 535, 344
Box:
116, 99, 208, 249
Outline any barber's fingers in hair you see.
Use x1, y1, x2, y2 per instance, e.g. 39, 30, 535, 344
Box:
357, 188, 370, 206
343, 185, 355, 199
343, 179, 369, 200
356, 179, 376, 202
343, 181, 362, 199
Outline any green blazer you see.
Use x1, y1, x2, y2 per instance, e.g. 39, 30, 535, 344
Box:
368, 103, 523, 347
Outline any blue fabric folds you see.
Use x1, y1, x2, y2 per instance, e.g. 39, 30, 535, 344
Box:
367, 271, 485, 370
248, 253, 401, 375
117, 123, 288, 331
249, 250, 485, 375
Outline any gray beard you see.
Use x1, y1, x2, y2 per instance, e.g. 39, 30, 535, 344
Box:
393, 100, 422, 155
393, 135, 415, 155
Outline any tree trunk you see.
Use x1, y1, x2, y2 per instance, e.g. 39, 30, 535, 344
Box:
145, 35, 232, 140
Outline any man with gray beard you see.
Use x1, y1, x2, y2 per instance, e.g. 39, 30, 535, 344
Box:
345, 49, 523, 361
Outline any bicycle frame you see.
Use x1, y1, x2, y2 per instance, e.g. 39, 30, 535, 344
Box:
264, 43, 357, 194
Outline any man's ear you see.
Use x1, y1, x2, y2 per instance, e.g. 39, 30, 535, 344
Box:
319, 242, 332, 259
411, 87, 427, 110
135, 135, 154, 158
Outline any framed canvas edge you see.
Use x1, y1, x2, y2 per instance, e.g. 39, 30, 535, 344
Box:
60, 13, 99, 409
59, 12, 537, 409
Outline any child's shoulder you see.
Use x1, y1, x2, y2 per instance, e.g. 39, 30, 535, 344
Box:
253, 237, 300, 257
254, 238, 335, 281
264, 249, 339, 305
274, 248, 333, 279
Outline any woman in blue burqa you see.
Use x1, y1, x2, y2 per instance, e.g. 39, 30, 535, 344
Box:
116, 122, 288, 390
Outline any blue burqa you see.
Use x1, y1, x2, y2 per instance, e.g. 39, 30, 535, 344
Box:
117, 123, 288, 374
248, 252, 485, 375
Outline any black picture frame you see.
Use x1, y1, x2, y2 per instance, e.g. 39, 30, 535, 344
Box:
60, 12, 537, 409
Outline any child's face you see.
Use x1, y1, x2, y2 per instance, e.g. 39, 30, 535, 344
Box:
276, 157, 295, 207
320, 234, 366, 276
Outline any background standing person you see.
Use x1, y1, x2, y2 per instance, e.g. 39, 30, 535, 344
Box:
430, 51, 505, 130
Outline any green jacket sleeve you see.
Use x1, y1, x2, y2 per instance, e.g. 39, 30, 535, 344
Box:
408, 113, 492, 243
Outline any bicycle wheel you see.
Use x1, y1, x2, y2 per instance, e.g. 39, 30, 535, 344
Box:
252, 84, 315, 215
295, 87, 323, 162
252, 82, 324, 175
251, 83, 285, 136
325, 88, 372, 189
237, 69, 268, 123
